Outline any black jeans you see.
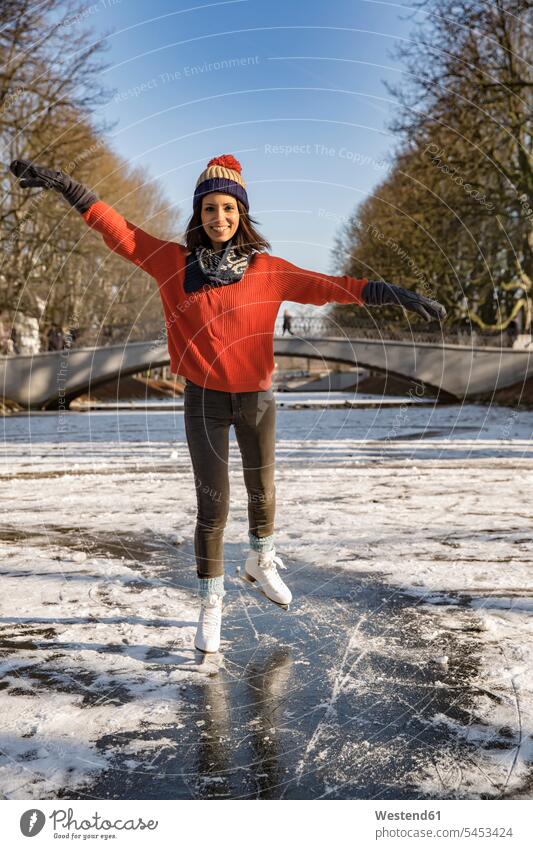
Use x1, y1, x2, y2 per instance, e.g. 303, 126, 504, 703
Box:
183, 379, 277, 578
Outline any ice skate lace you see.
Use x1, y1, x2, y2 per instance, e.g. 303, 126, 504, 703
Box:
258, 552, 287, 589
200, 598, 222, 635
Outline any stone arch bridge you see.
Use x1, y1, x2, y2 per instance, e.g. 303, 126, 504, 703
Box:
1, 325, 531, 410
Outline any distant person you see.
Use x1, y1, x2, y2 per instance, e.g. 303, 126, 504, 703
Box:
507, 320, 519, 348
9, 326, 20, 354
46, 324, 63, 351
10, 155, 447, 655
282, 309, 294, 336
63, 325, 80, 348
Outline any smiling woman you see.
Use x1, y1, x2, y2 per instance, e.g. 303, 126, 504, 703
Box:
184, 154, 270, 257
8, 152, 446, 657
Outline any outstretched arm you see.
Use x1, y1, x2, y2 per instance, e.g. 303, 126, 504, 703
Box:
271, 256, 368, 306
271, 256, 446, 321
9, 159, 176, 279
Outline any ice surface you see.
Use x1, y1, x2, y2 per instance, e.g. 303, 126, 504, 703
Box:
0, 399, 531, 798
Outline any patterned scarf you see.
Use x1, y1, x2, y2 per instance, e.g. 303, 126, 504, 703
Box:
195, 239, 254, 286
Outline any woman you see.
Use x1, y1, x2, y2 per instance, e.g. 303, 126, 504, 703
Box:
9, 154, 446, 654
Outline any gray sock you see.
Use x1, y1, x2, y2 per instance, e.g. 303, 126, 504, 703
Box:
249, 532, 275, 553
197, 575, 225, 599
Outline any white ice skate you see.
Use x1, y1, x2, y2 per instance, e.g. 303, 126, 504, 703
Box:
195, 594, 223, 653
243, 547, 292, 609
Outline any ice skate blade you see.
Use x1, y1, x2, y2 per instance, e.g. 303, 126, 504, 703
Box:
241, 573, 290, 611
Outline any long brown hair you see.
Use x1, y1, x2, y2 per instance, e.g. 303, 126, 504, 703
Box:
184, 198, 271, 256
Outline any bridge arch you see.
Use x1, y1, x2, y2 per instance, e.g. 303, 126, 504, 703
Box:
273, 342, 450, 399
1, 335, 531, 410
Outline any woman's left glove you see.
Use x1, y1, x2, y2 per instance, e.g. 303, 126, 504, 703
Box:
363, 280, 447, 322
9, 159, 98, 213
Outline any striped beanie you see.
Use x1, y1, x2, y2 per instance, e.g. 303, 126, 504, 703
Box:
193, 154, 249, 211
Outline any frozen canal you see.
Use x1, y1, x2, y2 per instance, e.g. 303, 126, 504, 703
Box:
0, 393, 532, 799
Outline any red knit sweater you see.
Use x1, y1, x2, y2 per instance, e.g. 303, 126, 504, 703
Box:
82, 201, 368, 392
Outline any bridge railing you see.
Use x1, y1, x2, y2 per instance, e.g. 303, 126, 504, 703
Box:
21, 316, 517, 353
274, 315, 517, 347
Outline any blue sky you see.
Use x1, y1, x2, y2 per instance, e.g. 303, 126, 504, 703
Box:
85, 0, 419, 275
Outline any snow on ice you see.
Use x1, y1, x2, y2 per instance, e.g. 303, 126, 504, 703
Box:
0, 398, 532, 798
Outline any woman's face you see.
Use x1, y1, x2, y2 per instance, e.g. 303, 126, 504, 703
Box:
201, 193, 240, 248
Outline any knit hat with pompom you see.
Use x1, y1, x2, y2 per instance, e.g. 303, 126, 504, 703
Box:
193, 154, 249, 211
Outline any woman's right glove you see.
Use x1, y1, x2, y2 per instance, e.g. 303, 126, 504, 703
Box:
9, 159, 98, 213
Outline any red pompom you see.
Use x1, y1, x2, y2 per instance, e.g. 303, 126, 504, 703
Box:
207, 154, 242, 173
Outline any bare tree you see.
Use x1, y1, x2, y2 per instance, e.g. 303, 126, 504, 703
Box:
1, 0, 182, 350
388, 0, 533, 331
332, 0, 532, 333
1, 0, 112, 318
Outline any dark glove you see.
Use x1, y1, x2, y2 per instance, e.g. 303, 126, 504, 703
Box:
363, 280, 447, 322
9, 159, 98, 213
